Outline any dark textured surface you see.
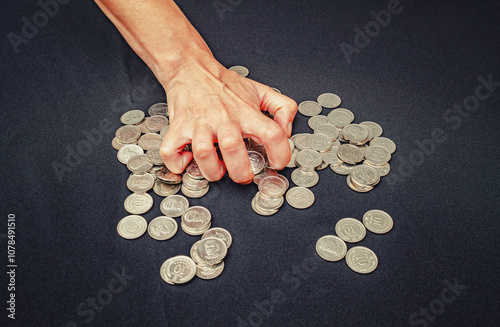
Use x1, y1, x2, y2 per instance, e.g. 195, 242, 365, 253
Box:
1, 0, 499, 326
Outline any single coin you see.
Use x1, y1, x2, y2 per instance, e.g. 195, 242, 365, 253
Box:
317, 93, 341, 109
138, 133, 162, 150
144, 115, 169, 133
247, 151, 266, 175
330, 163, 356, 175
298, 101, 322, 116
335, 218, 367, 243
253, 168, 278, 185
160, 255, 196, 284
127, 173, 155, 193
124, 193, 153, 215
155, 166, 182, 184
327, 109, 353, 128
291, 133, 311, 150
322, 147, 342, 166
153, 180, 180, 196
258, 176, 287, 197
345, 246, 378, 274
115, 125, 141, 144
120, 110, 145, 125
350, 165, 380, 187
196, 261, 225, 280
308, 115, 330, 130
316, 235, 347, 261
148, 103, 168, 117
137, 121, 148, 133
202, 227, 233, 248
181, 184, 210, 198
285, 187, 315, 209
117, 215, 147, 240
126, 154, 153, 174
146, 146, 164, 165
148, 216, 178, 241
314, 124, 340, 141
182, 206, 212, 230
360, 121, 383, 138
117, 144, 144, 165
229, 65, 249, 77
307, 133, 332, 152
363, 210, 393, 234
370, 137, 396, 154
364, 146, 391, 165
112, 137, 126, 150
160, 195, 189, 217
296, 149, 323, 171
196, 237, 227, 265
186, 160, 205, 179
291, 169, 319, 188
337, 144, 364, 164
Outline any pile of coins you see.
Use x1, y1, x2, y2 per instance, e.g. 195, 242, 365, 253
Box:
316, 209, 393, 274
293, 93, 396, 193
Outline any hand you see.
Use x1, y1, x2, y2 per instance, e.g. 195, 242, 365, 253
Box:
159, 58, 297, 184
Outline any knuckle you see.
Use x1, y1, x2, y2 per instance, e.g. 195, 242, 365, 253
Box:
261, 122, 285, 144
193, 142, 214, 160
218, 131, 243, 153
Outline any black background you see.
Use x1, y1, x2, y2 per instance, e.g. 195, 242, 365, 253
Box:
1, 0, 499, 326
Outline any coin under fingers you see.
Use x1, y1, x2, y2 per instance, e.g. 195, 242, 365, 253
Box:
124, 193, 153, 214
148, 103, 168, 117
298, 101, 323, 116
285, 187, 315, 209
228, 65, 249, 77
317, 93, 341, 109
160, 195, 189, 217
247, 151, 266, 175
148, 216, 178, 241
363, 210, 393, 234
117, 215, 148, 240
345, 246, 378, 274
335, 218, 366, 243
316, 235, 347, 261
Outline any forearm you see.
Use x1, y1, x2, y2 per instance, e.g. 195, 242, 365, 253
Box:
94, 0, 216, 85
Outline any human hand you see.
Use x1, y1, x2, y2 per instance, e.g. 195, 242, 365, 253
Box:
159, 58, 297, 184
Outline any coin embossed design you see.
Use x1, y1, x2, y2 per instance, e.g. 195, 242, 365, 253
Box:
160, 255, 196, 284
335, 218, 366, 243
285, 187, 315, 209
160, 195, 189, 217
202, 228, 233, 249
298, 100, 323, 116
117, 215, 147, 239
196, 237, 227, 265
363, 210, 393, 234
317, 93, 341, 109
345, 246, 378, 274
124, 193, 153, 215
148, 216, 178, 240
316, 235, 347, 261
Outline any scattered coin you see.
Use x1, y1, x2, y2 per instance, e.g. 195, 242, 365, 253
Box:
298, 100, 322, 116
335, 218, 367, 243
127, 173, 155, 193
196, 237, 227, 265
285, 187, 315, 209
117, 215, 148, 240
363, 210, 393, 234
148, 216, 178, 240
120, 110, 145, 125
317, 93, 341, 109
291, 169, 319, 188
370, 137, 396, 154
160, 195, 189, 217
202, 227, 233, 249
316, 235, 347, 261
196, 261, 225, 280
345, 246, 378, 274
148, 103, 168, 117
124, 193, 153, 215
160, 255, 197, 284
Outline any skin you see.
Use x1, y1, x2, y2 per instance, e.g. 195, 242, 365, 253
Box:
95, 0, 297, 184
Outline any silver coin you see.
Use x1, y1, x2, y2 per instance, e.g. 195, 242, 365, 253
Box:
253, 168, 278, 185
126, 173, 155, 193
346, 175, 373, 193
148, 103, 168, 117
159, 124, 170, 138
138, 133, 162, 150
286, 150, 299, 168
277, 174, 290, 190
196, 261, 225, 280
190, 240, 205, 265
153, 180, 180, 196
160, 195, 189, 217
120, 110, 145, 125
330, 163, 356, 175
364, 146, 391, 165
298, 101, 322, 116
258, 176, 287, 197
316, 235, 347, 262
291, 133, 311, 150
316, 161, 329, 170
314, 124, 340, 141
322, 147, 342, 166
196, 237, 227, 265
363, 210, 393, 234
350, 165, 380, 187
285, 187, 315, 209
111, 137, 127, 150
137, 120, 148, 133
202, 227, 233, 249
337, 144, 364, 164
306, 133, 332, 152
126, 154, 153, 174
254, 192, 284, 211
288, 138, 295, 152
327, 110, 352, 128
155, 166, 182, 184
308, 115, 330, 130
115, 125, 141, 144
182, 174, 209, 190
335, 218, 367, 243
146, 146, 164, 166
270, 87, 281, 94
360, 121, 383, 138
160, 255, 196, 284
181, 184, 210, 198
345, 246, 378, 274
144, 115, 169, 133
370, 137, 396, 154
182, 220, 211, 236
148, 216, 178, 241
182, 206, 212, 231
186, 160, 205, 179
295, 149, 323, 170
343, 124, 370, 143
229, 65, 249, 77
117, 215, 147, 240
317, 93, 341, 109
251, 196, 279, 216
291, 169, 319, 188
124, 193, 153, 214
247, 151, 266, 175
363, 161, 390, 177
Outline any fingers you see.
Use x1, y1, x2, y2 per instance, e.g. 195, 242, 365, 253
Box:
160, 126, 193, 174
260, 88, 297, 137
217, 123, 254, 184
192, 124, 225, 181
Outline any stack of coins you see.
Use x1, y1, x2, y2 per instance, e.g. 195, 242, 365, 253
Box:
191, 227, 232, 280
181, 206, 212, 236
251, 176, 287, 216
181, 160, 210, 198
316, 209, 393, 274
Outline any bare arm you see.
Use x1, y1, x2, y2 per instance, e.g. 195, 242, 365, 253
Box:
95, 0, 297, 183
